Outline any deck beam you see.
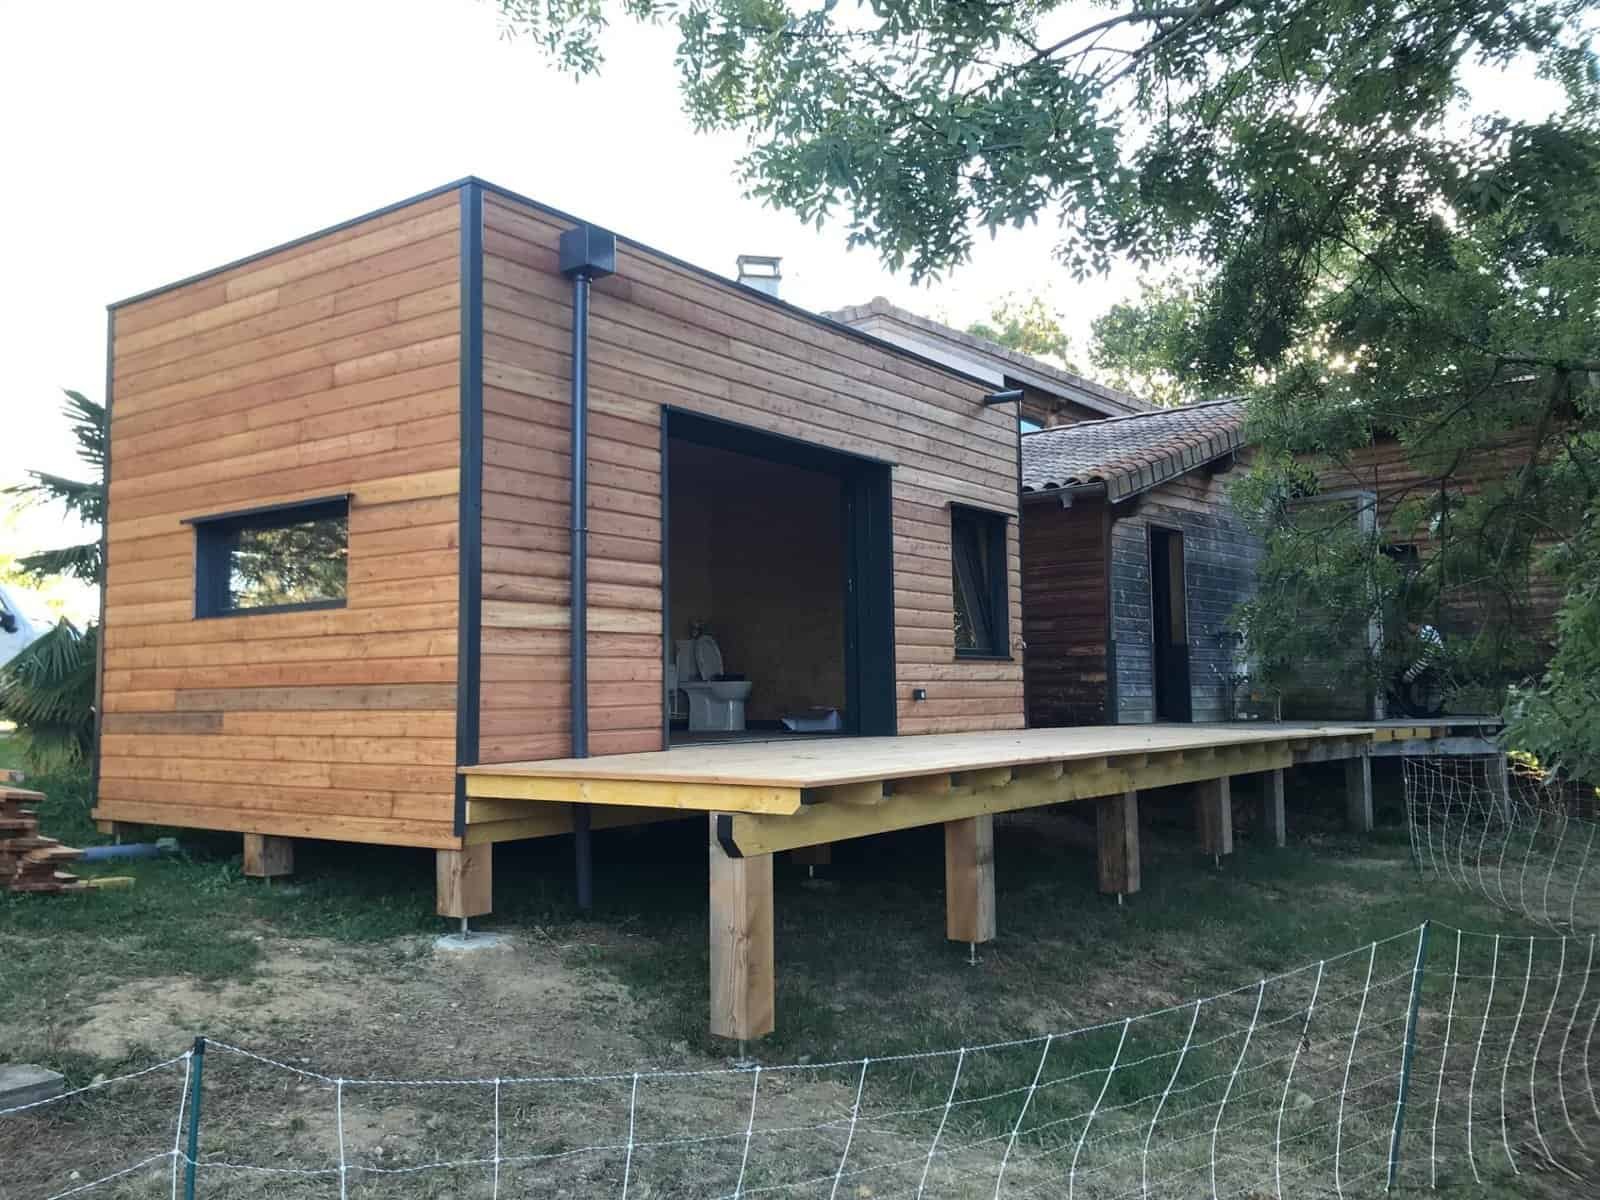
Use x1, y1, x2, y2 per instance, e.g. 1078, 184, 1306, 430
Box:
462, 774, 804, 815
721, 741, 1293, 857
462, 800, 684, 844
710, 817, 775, 1041
944, 815, 996, 945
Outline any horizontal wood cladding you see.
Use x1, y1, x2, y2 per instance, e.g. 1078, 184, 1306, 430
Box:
1022, 499, 1110, 726
1109, 470, 1261, 725
96, 189, 466, 848
1313, 433, 1560, 643
476, 192, 1022, 761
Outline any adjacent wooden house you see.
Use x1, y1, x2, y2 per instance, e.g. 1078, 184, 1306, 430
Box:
1019, 401, 1259, 726
1294, 428, 1557, 718
94, 178, 1026, 907
827, 297, 1153, 427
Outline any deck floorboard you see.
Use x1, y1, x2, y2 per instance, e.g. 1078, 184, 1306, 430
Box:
461, 722, 1396, 791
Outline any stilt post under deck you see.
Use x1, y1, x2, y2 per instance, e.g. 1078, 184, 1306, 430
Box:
792, 843, 832, 868
1261, 769, 1287, 848
710, 816, 775, 1041
1097, 791, 1140, 896
1345, 754, 1374, 833
1493, 754, 1514, 823
1196, 777, 1234, 858
436, 845, 493, 919
243, 834, 294, 878
944, 814, 996, 945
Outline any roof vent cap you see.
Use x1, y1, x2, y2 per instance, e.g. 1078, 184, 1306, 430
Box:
736, 254, 781, 298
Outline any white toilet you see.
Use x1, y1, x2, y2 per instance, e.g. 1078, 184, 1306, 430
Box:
673, 634, 753, 732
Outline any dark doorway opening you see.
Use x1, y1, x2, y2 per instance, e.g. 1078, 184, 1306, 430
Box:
662, 410, 896, 745
1150, 526, 1192, 722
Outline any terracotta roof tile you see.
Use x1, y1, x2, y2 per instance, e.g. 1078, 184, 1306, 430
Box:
1021, 400, 1246, 501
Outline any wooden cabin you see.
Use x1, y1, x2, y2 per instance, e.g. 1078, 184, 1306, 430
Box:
1019, 401, 1258, 726
94, 177, 1025, 908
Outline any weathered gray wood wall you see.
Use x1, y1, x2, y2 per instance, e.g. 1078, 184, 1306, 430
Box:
1108, 468, 1261, 724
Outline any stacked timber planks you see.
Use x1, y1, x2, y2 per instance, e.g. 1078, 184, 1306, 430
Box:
0, 787, 86, 895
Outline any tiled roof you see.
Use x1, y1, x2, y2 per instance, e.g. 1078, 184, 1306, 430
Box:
1021, 400, 1247, 501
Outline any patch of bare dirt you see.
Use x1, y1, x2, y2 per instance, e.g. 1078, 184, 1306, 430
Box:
69, 932, 649, 1077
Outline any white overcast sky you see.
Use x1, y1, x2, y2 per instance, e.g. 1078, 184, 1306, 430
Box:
0, 0, 1569, 605
0, 0, 1113, 531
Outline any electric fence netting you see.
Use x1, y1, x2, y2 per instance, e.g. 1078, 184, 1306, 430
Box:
1405, 754, 1600, 931
6, 922, 1600, 1198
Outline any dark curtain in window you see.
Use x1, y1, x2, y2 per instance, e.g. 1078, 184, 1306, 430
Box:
952, 510, 997, 655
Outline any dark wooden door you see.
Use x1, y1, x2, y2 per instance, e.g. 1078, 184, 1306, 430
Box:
1150, 527, 1192, 722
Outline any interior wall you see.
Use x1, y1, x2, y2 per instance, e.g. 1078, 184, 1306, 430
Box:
668, 439, 845, 723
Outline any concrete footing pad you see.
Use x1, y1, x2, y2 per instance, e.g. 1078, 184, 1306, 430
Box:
433, 931, 512, 954
0, 1064, 65, 1110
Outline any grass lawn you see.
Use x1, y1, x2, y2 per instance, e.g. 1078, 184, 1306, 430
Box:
0, 755, 1578, 1197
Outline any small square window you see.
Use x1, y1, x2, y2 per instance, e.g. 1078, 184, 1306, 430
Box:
189, 496, 349, 618
951, 505, 1009, 658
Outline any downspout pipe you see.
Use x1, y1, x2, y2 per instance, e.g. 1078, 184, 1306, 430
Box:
559, 224, 617, 912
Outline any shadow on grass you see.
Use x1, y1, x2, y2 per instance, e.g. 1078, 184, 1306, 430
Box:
3, 759, 1544, 1077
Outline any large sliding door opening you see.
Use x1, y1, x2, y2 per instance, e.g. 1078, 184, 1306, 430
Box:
663, 411, 894, 745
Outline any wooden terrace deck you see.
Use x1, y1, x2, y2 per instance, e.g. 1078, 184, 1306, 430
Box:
457, 720, 1490, 1039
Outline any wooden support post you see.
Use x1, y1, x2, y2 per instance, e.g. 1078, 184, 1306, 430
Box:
1196, 777, 1234, 858
710, 817, 775, 1041
1261, 769, 1287, 848
791, 843, 832, 867
1096, 791, 1140, 896
435, 845, 492, 918
944, 814, 996, 944
1345, 755, 1374, 833
242, 834, 294, 879
1493, 754, 1514, 824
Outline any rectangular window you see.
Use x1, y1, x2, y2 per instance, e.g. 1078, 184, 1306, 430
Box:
189, 496, 350, 618
951, 505, 1009, 658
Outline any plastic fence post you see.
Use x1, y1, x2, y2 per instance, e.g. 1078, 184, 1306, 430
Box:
183, 1037, 206, 1200
1387, 923, 1430, 1191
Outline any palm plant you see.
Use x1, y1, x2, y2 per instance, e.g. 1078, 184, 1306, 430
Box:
2, 389, 107, 771
0, 620, 97, 770
8, 389, 105, 583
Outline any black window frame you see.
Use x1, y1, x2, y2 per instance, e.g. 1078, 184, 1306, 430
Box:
186, 494, 351, 619
950, 503, 1011, 660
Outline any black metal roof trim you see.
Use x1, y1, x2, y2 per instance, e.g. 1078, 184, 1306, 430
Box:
106, 175, 993, 392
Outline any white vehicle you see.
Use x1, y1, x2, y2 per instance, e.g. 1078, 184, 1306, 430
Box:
0, 583, 42, 666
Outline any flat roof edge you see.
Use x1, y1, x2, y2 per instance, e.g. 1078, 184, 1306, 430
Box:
105, 176, 992, 390
108, 177, 478, 311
